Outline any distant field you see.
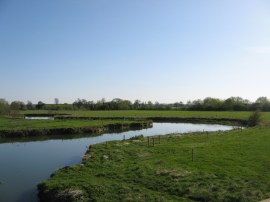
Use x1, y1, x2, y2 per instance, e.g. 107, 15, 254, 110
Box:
2, 110, 270, 136
5, 110, 267, 137
21, 110, 270, 125
0, 117, 144, 131
22, 110, 253, 119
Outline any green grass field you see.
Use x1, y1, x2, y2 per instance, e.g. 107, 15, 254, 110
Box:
22, 110, 270, 123
0, 116, 152, 139
37, 111, 270, 201
6, 110, 267, 137
39, 127, 270, 201
0, 117, 144, 131
22, 110, 254, 119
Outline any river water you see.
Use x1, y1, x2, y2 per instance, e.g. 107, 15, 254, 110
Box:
0, 122, 234, 202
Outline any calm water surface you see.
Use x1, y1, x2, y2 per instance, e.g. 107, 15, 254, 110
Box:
25, 116, 54, 120
0, 123, 234, 202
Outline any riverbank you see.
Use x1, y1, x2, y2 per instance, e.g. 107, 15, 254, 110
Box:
38, 125, 270, 201
0, 117, 152, 138
37, 111, 270, 201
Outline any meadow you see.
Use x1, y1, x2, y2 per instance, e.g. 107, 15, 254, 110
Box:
21, 110, 270, 123
0, 116, 151, 138
22, 110, 254, 119
0, 117, 145, 131
0, 110, 255, 137
37, 110, 270, 201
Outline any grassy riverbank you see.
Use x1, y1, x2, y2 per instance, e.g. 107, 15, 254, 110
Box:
38, 126, 270, 201
0, 117, 152, 138
37, 111, 270, 201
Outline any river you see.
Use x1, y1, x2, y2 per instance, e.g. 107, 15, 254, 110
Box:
0, 122, 234, 202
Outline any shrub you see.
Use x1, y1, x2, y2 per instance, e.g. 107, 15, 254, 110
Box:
0, 99, 9, 115
247, 110, 261, 127
129, 135, 144, 140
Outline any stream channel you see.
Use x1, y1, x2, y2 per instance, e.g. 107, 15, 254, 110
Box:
0, 122, 234, 202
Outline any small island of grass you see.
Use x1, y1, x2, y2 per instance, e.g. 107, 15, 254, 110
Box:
0, 116, 152, 138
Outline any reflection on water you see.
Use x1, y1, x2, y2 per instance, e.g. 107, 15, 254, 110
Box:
0, 122, 234, 202
25, 116, 54, 120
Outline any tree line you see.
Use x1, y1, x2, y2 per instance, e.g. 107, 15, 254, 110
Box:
0, 96, 270, 115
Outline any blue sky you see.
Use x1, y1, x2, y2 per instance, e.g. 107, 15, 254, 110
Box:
1, 0, 270, 104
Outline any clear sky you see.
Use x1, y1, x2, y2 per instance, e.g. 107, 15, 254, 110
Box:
0, 0, 270, 104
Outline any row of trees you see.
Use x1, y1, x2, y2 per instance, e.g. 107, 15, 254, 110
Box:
187, 97, 270, 111
1, 97, 270, 115
72, 97, 270, 111
72, 98, 173, 110
0, 99, 72, 113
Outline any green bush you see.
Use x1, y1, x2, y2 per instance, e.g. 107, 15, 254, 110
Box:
129, 135, 144, 140
247, 110, 261, 127
0, 99, 9, 115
